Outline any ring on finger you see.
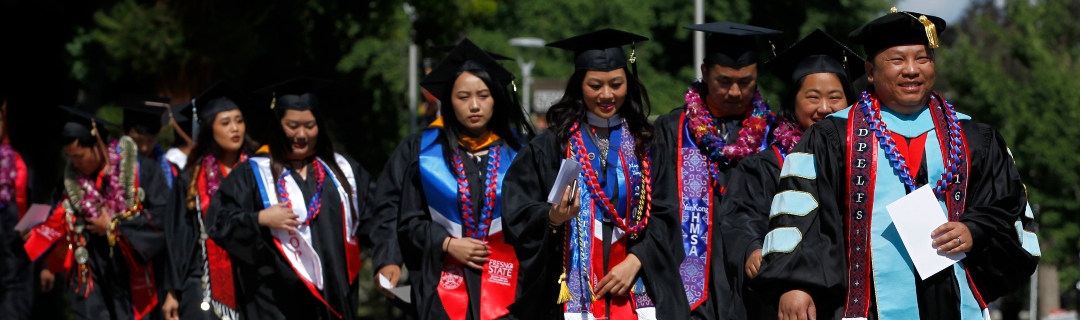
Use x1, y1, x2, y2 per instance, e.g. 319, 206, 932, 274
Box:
956, 237, 962, 245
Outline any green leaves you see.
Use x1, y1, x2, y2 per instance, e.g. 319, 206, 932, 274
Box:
939, 0, 1080, 290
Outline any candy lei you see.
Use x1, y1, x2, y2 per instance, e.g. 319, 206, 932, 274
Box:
772, 118, 803, 157
276, 160, 327, 225
0, 144, 16, 204
568, 122, 650, 236
65, 140, 128, 219
858, 90, 964, 195
451, 145, 500, 240
684, 81, 775, 165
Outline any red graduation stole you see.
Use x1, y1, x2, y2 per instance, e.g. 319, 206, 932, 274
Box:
196, 163, 239, 318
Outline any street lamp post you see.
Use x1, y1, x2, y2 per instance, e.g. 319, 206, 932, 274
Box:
509, 37, 546, 115
404, 3, 419, 134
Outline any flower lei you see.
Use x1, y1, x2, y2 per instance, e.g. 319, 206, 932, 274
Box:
276, 159, 326, 225
684, 81, 775, 164
63, 139, 137, 219
203, 151, 249, 197
859, 90, 964, 196
0, 144, 17, 205
772, 118, 803, 156
452, 145, 501, 240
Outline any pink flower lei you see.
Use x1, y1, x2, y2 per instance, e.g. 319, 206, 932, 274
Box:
202, 151, 248, 197
685, 81, 775, 163
72, 140, 127, 219
772, 118, 803, 155
0, 144, 17, 205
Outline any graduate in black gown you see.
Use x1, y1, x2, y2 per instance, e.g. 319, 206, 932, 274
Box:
23, 106, 167, 320
717, 29, 863, 320
162, 81, 257, 320
121, 96, 181, 188
372, 44, 522, 306
651, 21, 781, 320
0, 99, 33, 320
502, 28, 688, 320
397, 38, 534, 320
206, 78, 378, 320
755, 8, 1039, 320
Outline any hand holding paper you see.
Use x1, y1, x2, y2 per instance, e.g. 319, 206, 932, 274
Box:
886, 185, 965, 280
547, 159, 581, 204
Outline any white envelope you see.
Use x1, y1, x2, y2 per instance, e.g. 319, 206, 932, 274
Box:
886, 185, 965, 280
547, 159, 581, 204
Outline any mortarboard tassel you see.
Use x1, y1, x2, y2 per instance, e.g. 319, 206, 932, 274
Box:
919, 15, 940, 48
629, 43, 639, 77
270, 93, 277, 110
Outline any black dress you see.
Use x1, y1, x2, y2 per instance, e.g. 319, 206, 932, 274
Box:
501, 129, 689, 320
205, 156, 375, 320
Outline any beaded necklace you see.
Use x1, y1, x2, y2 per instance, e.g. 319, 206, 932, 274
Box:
276, 160, 327, 224
452, 145, 501, 240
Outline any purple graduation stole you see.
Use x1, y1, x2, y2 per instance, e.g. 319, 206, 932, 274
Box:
675, 112, 714, 309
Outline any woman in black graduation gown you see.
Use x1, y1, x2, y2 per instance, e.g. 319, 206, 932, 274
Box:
162, 82, 257, 320
396, 39, 534, 320
22, 106, 168, 320
502, 29, 688, 320
717, 29, 863, 319
206, 78, 375, 320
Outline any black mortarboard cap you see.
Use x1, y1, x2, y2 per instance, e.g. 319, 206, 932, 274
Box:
60, 105, 115, 140
120, 95, 171, 133
169, 101, 193, 138
421, 38, 516, 99
253, 77, 334, 111
192, 81, 246, 124
765, 29, 866, 84
431, 44, 515, 61
546, 28, 649, 72
849, 7, 946, 56
684, 22, 782, 69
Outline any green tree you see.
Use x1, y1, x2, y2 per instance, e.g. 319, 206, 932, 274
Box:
939, 0, 1080, 302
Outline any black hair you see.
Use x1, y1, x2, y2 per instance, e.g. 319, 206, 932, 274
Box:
546, 67, 653, 158
436, 68, 533, 161
778, 71, 857, 124
266, 96, 354, 199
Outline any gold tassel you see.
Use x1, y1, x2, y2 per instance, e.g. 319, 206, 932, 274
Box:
919, 15, 940, 48
557, 272, 572, 304
890, 6, 899, 13
270, 95, 277, 109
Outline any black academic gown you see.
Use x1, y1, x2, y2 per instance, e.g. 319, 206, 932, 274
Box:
69, 156, 169, 320
1, 188, 33, 320
502, 129, 688, 320
398, 138, 502, 320
163, 170, 229, 320
206, 156, 374, 320
718, 146, 782, 320
754, 117, 1026, 319
653, 107, 749, 320
370, 134, 417, 269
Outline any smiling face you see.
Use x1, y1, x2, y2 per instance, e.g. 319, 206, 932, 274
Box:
212, 110, 246, 153
794, 73, 848, 130
866, 44, 936, 115
581, 69, 627, 119
280, 110, 318, 160
701, 63, 758, 116
450, 72, 495, 136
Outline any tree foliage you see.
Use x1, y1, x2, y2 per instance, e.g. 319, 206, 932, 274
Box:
939, 0, 1080, 293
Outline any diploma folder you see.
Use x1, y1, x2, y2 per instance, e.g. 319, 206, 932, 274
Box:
547, 159, 581, 204
14, 204, 52, 232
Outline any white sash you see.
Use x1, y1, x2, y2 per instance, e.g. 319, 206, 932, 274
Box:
326, 154, 359, 244
251, 157, 347, 290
